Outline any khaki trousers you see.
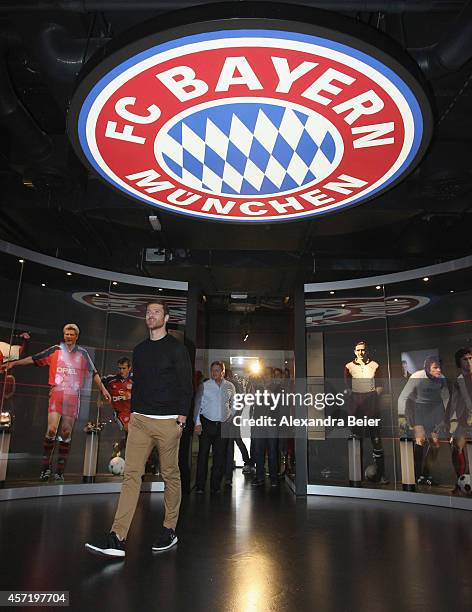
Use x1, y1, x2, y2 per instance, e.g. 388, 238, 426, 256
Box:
112, 413, 182, 539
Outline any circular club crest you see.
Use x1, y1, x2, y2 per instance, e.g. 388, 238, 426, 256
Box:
68, 10, 432, 222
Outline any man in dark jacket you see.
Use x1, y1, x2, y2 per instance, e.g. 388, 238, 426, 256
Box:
85, 300, 193, 558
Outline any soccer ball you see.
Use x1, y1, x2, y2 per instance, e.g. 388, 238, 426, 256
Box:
457, 474, 472, 495
108, 456, 125, 476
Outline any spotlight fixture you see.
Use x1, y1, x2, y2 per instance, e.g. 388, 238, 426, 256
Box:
376, 285, 381, 290
231, 293, 248, 300
95, 293, 100, 297
394, 298, 398, 302
112, 281, 118, 286
249, 360, 261, 375
341, 303, 345, 307
329, 291, 334, 295
450, 290, 454, 293
41, 283, 46, 287
18, 259, 24, 263
423, 277, 429, 282
66, 272, 72, 276
148, 215, 162, 231
243, 333, 249, 342
158, 288, 163, 292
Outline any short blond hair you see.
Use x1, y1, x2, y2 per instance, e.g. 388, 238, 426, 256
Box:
63, 323, 80, 337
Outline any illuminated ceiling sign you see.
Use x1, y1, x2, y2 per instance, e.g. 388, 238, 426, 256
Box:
68, 5, 432, 222
72, 292, 187, 325
305, 295, 430, 327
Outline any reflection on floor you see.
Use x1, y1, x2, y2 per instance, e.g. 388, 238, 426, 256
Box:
5, 473, 163, 488
0, 471, 471, 612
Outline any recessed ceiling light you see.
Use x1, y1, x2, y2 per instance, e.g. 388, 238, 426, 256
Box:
112, 281, 118, 286
18, 259, 24, 263
376, 285, 381, 290
450, 290, 454, 293
95, 293, 100, 297
158, 288, 163, 292
329, 291, 334, 295
394, 298, 398, 302
341, 303, 345, 307
66, 272, 72, 276
423, 277, 429, 282
41, 283, 46, 287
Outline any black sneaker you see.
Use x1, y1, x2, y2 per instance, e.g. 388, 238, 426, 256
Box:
85, 532, 126, 558
39, 468, 51, 482
152, 528, 178, 552
54, 473, 64, 483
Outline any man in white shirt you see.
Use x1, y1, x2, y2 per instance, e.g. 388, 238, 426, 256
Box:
194, 361, 235, 493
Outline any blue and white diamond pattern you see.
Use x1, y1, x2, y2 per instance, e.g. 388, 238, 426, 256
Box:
156, 101, 341, 197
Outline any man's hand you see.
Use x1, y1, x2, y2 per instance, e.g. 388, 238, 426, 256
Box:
19, 332, 30, 340
102, 388, 112, 403
194, 424, 202, 436
0, 361, 14, 373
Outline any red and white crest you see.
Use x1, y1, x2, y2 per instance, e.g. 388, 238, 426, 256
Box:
69, 16, 431, 222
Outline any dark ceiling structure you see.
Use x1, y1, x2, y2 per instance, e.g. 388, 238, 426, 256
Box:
0, 0, 471, 296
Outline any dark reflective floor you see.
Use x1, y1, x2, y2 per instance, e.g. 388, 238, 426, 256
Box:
1, 472, 471, 612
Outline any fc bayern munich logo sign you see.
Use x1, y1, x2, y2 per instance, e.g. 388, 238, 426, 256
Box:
68, 7, 432, 222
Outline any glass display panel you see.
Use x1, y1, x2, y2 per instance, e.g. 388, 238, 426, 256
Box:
385, 268, 472, 499
96, 280, 187, 484
8, 260, 109, 485
305, 285, 397, 490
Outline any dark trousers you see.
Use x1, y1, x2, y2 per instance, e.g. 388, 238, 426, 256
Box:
179, 421, 194, 494
225, 435, 251, 481
254, 437, 279, 483
196, 416, 228, 491
250, 438, 256, 465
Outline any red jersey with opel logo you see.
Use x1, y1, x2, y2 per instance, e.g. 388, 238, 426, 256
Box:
102, 373, 133, 413
32, 343, 97, 391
